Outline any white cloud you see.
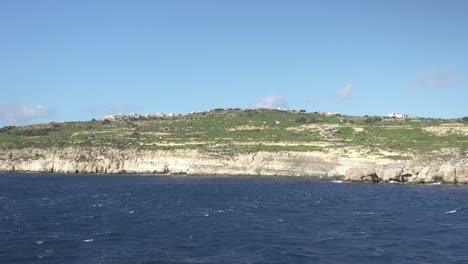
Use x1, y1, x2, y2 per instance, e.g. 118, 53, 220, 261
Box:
84, 104, 142, 115
0, 104, 55, 124
253, 95, 288, 109
336, 83, 352, 101
414, 66, 464, 87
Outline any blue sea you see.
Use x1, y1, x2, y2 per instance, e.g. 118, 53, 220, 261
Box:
1, 173, 468, 264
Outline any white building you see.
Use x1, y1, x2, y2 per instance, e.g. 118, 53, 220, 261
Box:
388, 113, 410, 118
388, 113, 409, 118
318, 111, 339, 116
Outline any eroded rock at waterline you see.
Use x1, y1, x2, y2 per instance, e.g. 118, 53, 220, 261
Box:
0, 147, 466, 185
456, 164, 468, 183
343, 161, 468, 184
343, 166, 377, 182
0, 148, 336, 177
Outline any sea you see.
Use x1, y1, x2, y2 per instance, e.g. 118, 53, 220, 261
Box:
1, 173, 468, 264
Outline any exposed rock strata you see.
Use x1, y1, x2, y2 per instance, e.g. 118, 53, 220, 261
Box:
0, 148, 466, 184
343, 162, 468, 184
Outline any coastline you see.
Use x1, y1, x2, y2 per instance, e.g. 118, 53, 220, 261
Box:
1, 147, 466, 184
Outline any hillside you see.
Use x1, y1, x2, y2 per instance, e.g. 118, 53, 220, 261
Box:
1, 109, 467, 159
1, 109, 467, 183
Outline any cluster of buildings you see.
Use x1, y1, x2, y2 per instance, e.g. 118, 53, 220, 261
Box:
103, 112, 182, 121
101, 109, 414, 122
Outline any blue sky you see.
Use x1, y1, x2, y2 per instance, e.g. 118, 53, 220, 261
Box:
1, 0, 467, 125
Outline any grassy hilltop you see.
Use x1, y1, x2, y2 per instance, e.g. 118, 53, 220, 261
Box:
1, 109, 467, 160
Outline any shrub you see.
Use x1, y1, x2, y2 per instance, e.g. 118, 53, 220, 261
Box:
295, 116, 307, 124
15, 127, 55, 137
0, 126, 16, 133
295, 116, 319, 124
364, 116, 382, 123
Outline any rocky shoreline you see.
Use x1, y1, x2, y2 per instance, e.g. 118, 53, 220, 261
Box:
0, 147, 467, 184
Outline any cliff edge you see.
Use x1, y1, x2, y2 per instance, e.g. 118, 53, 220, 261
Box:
1, 147, 467, 184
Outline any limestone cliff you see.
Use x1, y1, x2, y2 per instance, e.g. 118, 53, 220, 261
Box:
0, 148, 466, 184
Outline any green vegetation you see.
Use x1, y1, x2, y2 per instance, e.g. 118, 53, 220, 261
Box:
0, 109, 466, 158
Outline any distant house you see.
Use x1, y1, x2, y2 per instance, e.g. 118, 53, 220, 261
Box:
388, 113, 409, 118
318, 111, 339, 117
103, 114, 126, 121
127, 113, 142, 119
145, 113, 158, 118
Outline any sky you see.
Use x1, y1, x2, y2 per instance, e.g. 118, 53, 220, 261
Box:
1, 0, 467, 125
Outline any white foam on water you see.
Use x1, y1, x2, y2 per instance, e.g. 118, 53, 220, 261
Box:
83, 239, 94, 242
331, 180, 344, 183
316, 197, 323, 204
204, 213, 210, 217
37, 249, 54, 259
129, 210, 135, 214
91, 194, 109, 198
429, 182, 442, 185
93, 231, 112, 236
445, 210, 457, 214
35, 240, 45, 245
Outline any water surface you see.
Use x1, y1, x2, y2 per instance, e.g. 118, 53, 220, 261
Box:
1, 173, 468, 263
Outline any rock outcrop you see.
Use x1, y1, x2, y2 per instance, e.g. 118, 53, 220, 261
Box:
0, 147, 466, 184
343, 162, 468, 184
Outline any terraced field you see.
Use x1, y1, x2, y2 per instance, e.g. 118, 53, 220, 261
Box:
1, 109, 467, 160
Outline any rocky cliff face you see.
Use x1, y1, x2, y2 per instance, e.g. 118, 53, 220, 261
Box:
0, 148, 466, 184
